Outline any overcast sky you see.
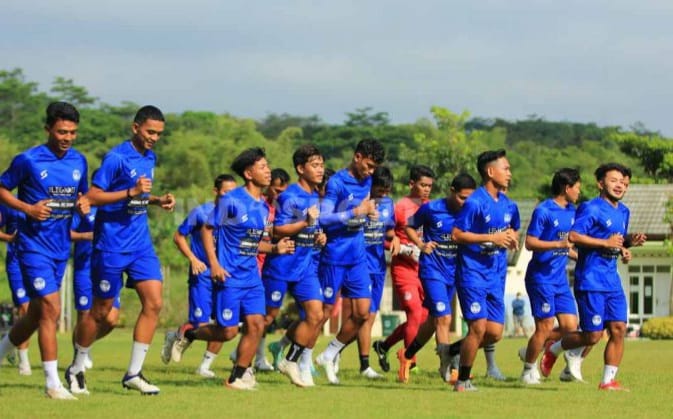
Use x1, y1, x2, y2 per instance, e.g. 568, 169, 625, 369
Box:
2, 0, 672, 134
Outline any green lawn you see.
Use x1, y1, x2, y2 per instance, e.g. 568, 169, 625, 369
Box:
1, 328, 672, 418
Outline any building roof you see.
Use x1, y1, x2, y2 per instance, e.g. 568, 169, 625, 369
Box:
621, 184, 673, 238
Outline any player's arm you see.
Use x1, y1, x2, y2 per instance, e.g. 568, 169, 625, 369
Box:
452, 227, 515, 249
149, 192, 175, 211
70, 230, 93, 242
259, 237, 295, 254
385, 227, 401, 256
273, 204, 319, 238
568, 231, 624, 249
201, 224, 229, 282
525, 234, 571, 251
173, 230, 206, 275
0, 186, 51, 221
0, 229, 16, 242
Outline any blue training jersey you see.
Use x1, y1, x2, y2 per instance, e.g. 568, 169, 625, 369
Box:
92, 140, 156, 253
525, 198, 576, 286
207, 186, 269, 288
497, 199, 520, 279
263, 183, 321, 281
0, 144, 88, 260
454, 186, 517, 287
408, 198, 460, 284
177, 202, 214, 268
572, 197, 629, 292
319, 168, 372, 265
71, 206, 97, 272
0, 203, 23, 258
364, 196, 395, 276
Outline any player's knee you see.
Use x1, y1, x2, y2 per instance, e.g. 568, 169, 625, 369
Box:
40, 299, 61, 321
306, 309, 324, 328
142, 297, 163, 316
585, 331, 603, 345
608, 322, 626, 339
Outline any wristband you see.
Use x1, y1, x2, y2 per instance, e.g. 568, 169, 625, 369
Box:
127, 188, 132, 198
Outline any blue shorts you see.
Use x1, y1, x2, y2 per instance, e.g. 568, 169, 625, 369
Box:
319, 263, 370, 305
422, 278, 456, 318
214, 282, 265, 327
19, 252, 67, 299
526, 281, 577, 319
457, 285, 505, 324
370, 273, 385, 313
91, 248, 163, 300
188, 272, 215, 325
6, 253, 28, 306
264, 274, 323, 309
575, 289, 627, 332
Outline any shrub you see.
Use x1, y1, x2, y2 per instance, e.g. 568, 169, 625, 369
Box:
641, 317, 673, 339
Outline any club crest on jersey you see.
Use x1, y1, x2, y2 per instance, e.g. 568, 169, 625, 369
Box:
470, 302, 481, 314
271, 291, 282, 302
382, 209, 389, 218
40, 170, 48, 179
72, 169, 81, 181
99, 280, 111, 293
16, 288, 26, 298
436, 302, 446, 312
592, 315, 602, 326
504, 213, 512, 223
194, 307, 203, 318
541, 303, 551, 313
222, 309, 233, 321
79, 296, 89, 307
33, 277, 46, 291
404, 291, 412, 301
324, 287, 334, 298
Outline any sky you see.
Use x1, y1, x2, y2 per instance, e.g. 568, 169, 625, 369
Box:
2, 0, 672, 135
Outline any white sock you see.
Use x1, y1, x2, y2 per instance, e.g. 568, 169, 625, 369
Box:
18, 348, 30, 365
279, 335, 290, 349
43, 360, 62, 389
72, 344, 90, 373
256, 336, 266, 361
523, 362, 535, 371
602, 365, 619, 384
127, 341, 150, 376
200, 351, 217, 370
0, 333, 16, 359
550, 340, 564, 356
484, 344, 497, 369
299, 348, 313, 372
321, 338, 346, 361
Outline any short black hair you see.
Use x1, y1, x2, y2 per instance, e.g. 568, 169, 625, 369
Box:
231, 147, 266, 179
292, 144, 323, 174
134, 105, 165, 124
409, 164, 435, 182
477, 149, 507, 179
451, 173, 477, 191
354, 138, 385, 164
623, 165, 632, 178
271, 168, 290, 185
214, 173, 236, 189
46, 101, 79, 128
551, 168, 581, 196
372, 166, 393, 190
594, 163, 628, 182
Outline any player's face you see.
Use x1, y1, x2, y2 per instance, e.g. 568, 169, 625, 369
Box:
132, 118, 164, 151
353, 153, 378, 180
266, 178, 288, 201
489, 157, 511, 190
448, 187, 475, 211
623, 176, 631, 191
565, 181, 581, 204
215, 181, 237, 197
371, 185, 391, 199
599, 170, 626, 202
247, 158, 272, 188
410, 176, 433, 200
299, 155, 324, 186
46, 119, 78, 155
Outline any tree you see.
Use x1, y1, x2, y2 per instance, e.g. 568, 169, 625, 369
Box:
50, 77, 97, 107
344, 107, 390, 127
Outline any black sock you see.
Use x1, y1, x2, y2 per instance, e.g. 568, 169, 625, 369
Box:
184, 329, 197, 341
359, 355, 370, 371
378, 341, 390, 352
458, 365, 472, 382
449, 339, 463, 357
286, 341, 305, 363
404, 339, 423, 360
228, 365, 246, 383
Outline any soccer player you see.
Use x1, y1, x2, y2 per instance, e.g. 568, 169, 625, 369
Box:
262, 144, 325, 387
341, 166, 399, 379
397, 173, 477, 384
0, 102, 90, 400
451, 149, 519, 392
66, 105, 175, 396
0, 203, 31, 376
373, 165, 434, 372
540, 163, 636, 391
519, 168, 581, 385
315, 138, 385, 385
169, 147, 293, 390
160, 174, 237, 377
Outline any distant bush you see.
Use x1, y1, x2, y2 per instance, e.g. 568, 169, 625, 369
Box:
641, 317, 673, 339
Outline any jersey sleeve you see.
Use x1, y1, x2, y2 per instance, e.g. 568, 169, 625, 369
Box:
177, 206, 204, 236
454, 198, 479, 232
510, 202, 521, 230
319, 177, 353, 226
406, 202, 428, 230
273, 193, 299, 227
526, 205, 547, 238
570, 202, 596, 235
92, 152, 120, 191
0, 153, 29, 191
77, 157, 89, 195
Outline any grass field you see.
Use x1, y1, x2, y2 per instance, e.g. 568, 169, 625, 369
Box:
1, 328, 672, 419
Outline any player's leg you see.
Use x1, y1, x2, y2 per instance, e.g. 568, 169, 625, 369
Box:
454, 286, 487, 391
599, 290, 628, 390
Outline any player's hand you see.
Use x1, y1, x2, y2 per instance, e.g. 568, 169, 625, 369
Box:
28, 199, 53, 221
389, 236, 401, 256
76, 192, 90, 216
306, 205, 319, 225
355, 199, 376, 217
558, 236, 572, 249
568, 247, 578, 260
314, 232, 327, 247
210, 262, 230, 282
605, 233, 624, 249
160, 193, 176, 211
621, 248, 632, 263
276, 237, 295, 254
7, 230, 17, 243
491, 230, 514, 249
133, 175, 153, 195
421, 241, 438, 254
630, 232, 647, 247
190, 258, 207, 275
367, 209, 380, 222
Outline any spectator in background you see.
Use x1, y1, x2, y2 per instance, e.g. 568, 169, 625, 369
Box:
512, 292, 527, 337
